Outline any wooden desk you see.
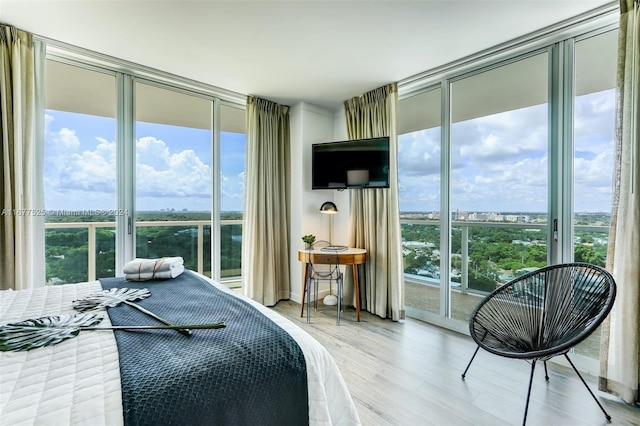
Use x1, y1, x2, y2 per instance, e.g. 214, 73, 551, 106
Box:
298, 247, 367, 321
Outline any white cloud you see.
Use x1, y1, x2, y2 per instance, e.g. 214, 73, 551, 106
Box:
453, 105, 547, 165
45, 114, 80, 153
460, 133, 520, 159
65, 138, 117, 192
398, 128, 440, 176
220, 171, 245, 210
137, 136, 171, 171
399, 89, 615, 213
574, 90, 615, 153
45, 120, 213, 208
136, 139, 211, 198
574, 148, 614, 211
44, 115, 115, 196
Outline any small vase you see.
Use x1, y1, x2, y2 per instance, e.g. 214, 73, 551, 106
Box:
305, 243, 314, 250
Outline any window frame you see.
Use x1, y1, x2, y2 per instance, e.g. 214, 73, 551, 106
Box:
42, 41, 246, 283
397, 11, 618, 337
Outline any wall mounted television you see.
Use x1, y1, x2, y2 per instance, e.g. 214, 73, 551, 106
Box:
312, 136, 390, 190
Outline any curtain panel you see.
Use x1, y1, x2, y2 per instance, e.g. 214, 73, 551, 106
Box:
242, 96, 291, 306
343, 83, 405, 321
0, 24, 45, 290
599, 0, 640, 405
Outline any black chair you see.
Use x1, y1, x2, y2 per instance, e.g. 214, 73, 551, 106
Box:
461, 263, 617, 425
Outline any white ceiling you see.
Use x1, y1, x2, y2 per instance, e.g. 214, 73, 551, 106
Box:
0, 0, 616, 111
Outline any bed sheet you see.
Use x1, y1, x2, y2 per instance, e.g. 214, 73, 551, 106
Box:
0, 276, 360, 426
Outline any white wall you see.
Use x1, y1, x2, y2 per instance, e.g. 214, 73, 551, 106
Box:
288, 104, 353, 304
289, 102, 338, 303
332, 109, 350, 247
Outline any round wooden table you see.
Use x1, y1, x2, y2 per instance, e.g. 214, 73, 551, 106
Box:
298, 247, 367, 321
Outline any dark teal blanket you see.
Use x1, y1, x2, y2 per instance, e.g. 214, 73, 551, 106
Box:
100, 270, 308, 426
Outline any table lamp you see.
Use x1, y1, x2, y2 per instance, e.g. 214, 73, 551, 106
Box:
319, 201, 339, 305
319, 201, 338, 245
319, 201, 349, 251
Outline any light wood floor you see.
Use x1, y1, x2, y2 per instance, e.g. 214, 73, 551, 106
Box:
270, 300, 640, 426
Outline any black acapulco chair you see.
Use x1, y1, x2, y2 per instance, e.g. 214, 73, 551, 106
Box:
461, 262, 617, 426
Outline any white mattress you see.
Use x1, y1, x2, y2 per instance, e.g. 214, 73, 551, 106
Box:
0, 277, 360, 426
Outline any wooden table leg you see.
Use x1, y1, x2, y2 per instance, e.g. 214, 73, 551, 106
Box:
300, 263, 310, 317
352, 263, 361, 321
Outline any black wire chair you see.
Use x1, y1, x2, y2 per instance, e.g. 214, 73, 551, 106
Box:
461, 263, 617, 425
301, 240, 344, 325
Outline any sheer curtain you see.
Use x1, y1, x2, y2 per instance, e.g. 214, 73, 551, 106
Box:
0, 25, 45, 290
343, 83, 405, 321
599, 0, 640, 405
242, 96, 291, 306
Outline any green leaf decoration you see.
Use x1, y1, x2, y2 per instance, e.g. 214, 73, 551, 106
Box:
73, 288, 192, 336
72, 288, 151, 311
0, 312, 226, 352
0, 313, 103, 352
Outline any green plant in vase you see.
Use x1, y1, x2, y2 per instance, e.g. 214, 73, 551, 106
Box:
302, 234, 316, 249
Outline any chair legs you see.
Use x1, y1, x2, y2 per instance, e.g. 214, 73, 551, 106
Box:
543, 361, 549, 381
303, 273, 344, 325
462, 330, 488, 379
522, 360, 537, 425
335, 272, 343, 325
525, 356, 611, 424
462, 351, 612, 425
303, 276, 320, 324
463, 353, 537, 426
306, 276, 312, 324
461, 345, 481, 379
564, 354, 611, 422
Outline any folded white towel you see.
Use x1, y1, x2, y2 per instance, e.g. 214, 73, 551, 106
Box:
123, 257, 185, 281
125, 265, 184, 281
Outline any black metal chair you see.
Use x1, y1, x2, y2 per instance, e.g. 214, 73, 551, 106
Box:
461, 262, 617, 425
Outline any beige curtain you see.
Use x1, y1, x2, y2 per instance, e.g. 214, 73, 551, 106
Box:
599, 0, 640, 405
242, 96, 291, 306
0, 25, 45, 291
343, 83, 405, 321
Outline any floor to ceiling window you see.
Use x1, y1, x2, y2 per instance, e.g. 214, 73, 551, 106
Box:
134, 82, 213, 276
571, 28, 617, 361
572, 29, 617, 266
450, 52, 549, 323
44, 60, 117, 284
43, 51, 246, 285
219, 104, 246, 283
398, 20, 618, 364
398, 87, 442, 318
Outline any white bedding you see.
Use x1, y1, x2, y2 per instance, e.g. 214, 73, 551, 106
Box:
0, 277, 360, 426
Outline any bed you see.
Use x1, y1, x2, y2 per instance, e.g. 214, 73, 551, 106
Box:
0, 270, 361, 425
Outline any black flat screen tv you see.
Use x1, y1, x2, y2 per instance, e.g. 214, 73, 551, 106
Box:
312, 136, 390, 190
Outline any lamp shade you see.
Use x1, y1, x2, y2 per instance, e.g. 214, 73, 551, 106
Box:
319, 201, 338, 214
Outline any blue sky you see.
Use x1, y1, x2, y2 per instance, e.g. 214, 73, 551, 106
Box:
44, 110, 245, 212
45, 88, 613, 216
398, 89, 615, 214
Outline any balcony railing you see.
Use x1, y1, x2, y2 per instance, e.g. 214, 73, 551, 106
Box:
401, 218, 609, 294
400, 218, 609, 361
45, 219, 242, 283
46, 217, 607, 290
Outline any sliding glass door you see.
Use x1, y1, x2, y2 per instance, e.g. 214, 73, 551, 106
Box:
398, 25, 618, 360
219, 104, 246, 283
44, 56, 246, 285
398, 87, 442, 318
134, 81, 213, 276
571, 29, 617, 361
449, 52, 549, 323
44, 60, 117, 283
